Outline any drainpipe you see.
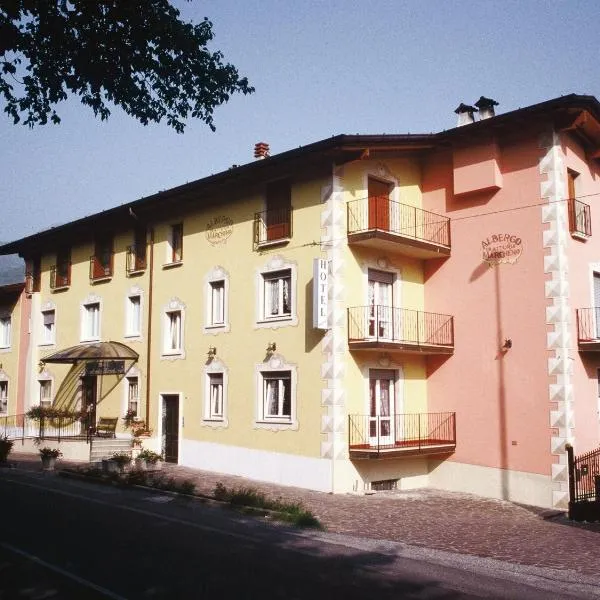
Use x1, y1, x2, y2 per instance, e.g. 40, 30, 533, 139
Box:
145, 227, 155, 427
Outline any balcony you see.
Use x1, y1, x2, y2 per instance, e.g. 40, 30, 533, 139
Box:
349, 412, 456, 459
254, 206, 292, 249
348, 306, 454, 354
50, 264, 71, 290
126, 245, 147, 275
576, 308, 600, 351
89, 253, 114, 282
347, 197, 450, 258
568, 198, 591, 239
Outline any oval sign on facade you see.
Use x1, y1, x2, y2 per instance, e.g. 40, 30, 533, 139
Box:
482, 234, 523, 265
206, 216, 233, 246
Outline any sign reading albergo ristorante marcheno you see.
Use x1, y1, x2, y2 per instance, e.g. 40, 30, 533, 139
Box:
85, 360, 126, 376
482, 234, 523, 266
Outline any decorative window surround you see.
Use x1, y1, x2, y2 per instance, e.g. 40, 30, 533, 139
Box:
255, 255, 298, 329
0, 315, 11, 351
362, 162, 400, 204
162, 297, 186, 360
204, 266, 230, 334
39, 301, 57, 347
125, 286, 144, 340
254, 353, 298, 431
80, 294, 102, 343
38, 369, 54, 408
202, 357, 229, 428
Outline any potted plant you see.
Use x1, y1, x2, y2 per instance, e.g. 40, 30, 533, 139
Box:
39, 447, 62, 471
110, 451, 132, 474
0, 435, 14, 464
135, 449, 163, 472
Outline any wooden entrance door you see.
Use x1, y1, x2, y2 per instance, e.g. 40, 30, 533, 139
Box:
81, 376, 97, 434
368, 178, 390, 231
266, 180, 291, 241
162, 395, 180, 464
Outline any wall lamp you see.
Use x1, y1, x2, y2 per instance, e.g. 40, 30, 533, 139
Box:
207, 346, 217, 360
266, 342, 277, 354
502, 338, 512, 351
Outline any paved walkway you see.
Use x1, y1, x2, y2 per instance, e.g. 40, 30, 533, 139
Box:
7, 453, 600, 577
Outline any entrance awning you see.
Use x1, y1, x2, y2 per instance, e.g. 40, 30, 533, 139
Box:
41, 341, 139, 364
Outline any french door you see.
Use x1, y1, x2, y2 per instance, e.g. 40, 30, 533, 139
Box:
368, 270, 393, 340
368, 177, 390, 231
369, 370, 396, 447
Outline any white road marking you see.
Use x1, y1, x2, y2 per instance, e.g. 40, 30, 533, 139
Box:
0, 541, 129, 600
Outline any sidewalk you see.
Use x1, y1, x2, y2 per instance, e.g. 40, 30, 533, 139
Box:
7, 452, 600, 577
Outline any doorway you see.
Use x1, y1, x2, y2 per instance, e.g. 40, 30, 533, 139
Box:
369, 369, 396, 447
368, 177, 391, 231
81, 376, 97, 434
368, 269, 394, 340
162, 394, 180, 464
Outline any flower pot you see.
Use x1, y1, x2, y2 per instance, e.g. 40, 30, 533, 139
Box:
41, 456, 56, 471
134, 458, 147, 471
102, 459, 120, 474
147, 460, 162, 472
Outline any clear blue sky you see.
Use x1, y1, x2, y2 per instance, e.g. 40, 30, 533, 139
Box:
1, 0, 599, 243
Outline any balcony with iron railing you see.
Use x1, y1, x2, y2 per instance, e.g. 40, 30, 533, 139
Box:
576, 307, 600, 350
347, 197, 451, 258
126, 245, 147, 275
347, 305, 454, 354
50, 263, 71, 290
90, 252, 114, 282
568, 198, 591, 239
253, 206, 293, 248
349, 412, 456, 459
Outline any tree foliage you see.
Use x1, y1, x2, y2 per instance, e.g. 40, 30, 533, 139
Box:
0, 0, 254, 132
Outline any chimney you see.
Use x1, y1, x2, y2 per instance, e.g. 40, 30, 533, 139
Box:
254, 142, 270, 160
475, 96, 499, 120
454, 103, 478, 127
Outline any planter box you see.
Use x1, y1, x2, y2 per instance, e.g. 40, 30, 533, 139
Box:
41, 456, 57, 471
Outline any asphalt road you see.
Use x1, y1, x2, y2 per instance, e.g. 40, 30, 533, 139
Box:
0, 469, 597, 600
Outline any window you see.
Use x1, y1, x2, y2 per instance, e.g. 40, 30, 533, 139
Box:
91, 234, 114, 280
52, 247, 71, 289
165, 310, 182, 353
41, 309, 56, 345
262, 371, 291, 421
207, 373, 224, 420
0, 317, 10, 348
25, 257, 41, 293
126, 295, 141, 337
127, 377, 139, 417
83, 302, 100, 341
568, 169, 591, 237
39, 380, 52, 408
209, 281, 225, 326
0, 381, 7, 414
263, 270, 291, 319
168, 223, 183, 264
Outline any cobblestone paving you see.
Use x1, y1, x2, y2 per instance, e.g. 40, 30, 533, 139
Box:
8, 453, 600, 576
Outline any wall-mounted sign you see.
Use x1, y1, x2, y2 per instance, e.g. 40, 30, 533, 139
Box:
482, 234, 523, 265
206, 216, 233, 246
313, 258, 329, 329
85, 360, 125, 376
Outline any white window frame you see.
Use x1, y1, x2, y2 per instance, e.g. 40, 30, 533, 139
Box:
39, 379, 53, 408
162, 298, 185, 359
40, 308, 56, 346
0, 379, 8, 414
0, 316, 11, 349
125, 291, 143, 339
255, 353, 298, 430
255, 255, 298, 329
204, 266, 230, 333
80, 295, 102, 342
126, 376, 140, 418
203, 358, 228, 427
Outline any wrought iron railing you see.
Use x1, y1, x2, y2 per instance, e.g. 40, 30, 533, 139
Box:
0, 413, 89, 443
567, 444, 600, 521
568, 198, 591, 237
347, 306, 454, 348
50, 263, 71, 289
347, 197, 450, 248
576, 308, 600, 343
126, 245, 147, 274
349, 412, 456, 453
90, 253, 114, 281
254, 206, 293, 246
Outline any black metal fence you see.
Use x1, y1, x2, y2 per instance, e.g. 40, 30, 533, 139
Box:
348, 306, 454, 348
0, 413, 89, 443
567, 444, 600, 522
347, 197, 451, 248
126, 245, 147, 274
568, 198, 592, 237
253, 207, 293, 246
349, 412, 456, 453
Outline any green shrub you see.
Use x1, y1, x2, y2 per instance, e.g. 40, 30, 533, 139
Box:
0, 435, 14, 462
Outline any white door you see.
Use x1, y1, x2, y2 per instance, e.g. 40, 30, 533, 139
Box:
369, 370, 395, 446
368, 270, 394, 340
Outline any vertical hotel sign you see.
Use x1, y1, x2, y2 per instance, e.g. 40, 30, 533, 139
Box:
313, 258, 329, 329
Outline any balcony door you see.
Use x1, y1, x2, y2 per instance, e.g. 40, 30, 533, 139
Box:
595, 272, 600, 339
368, 269, 394, 340
266, 180, 291, 241
368, 177, 391, 231
369, 369, 396, 447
